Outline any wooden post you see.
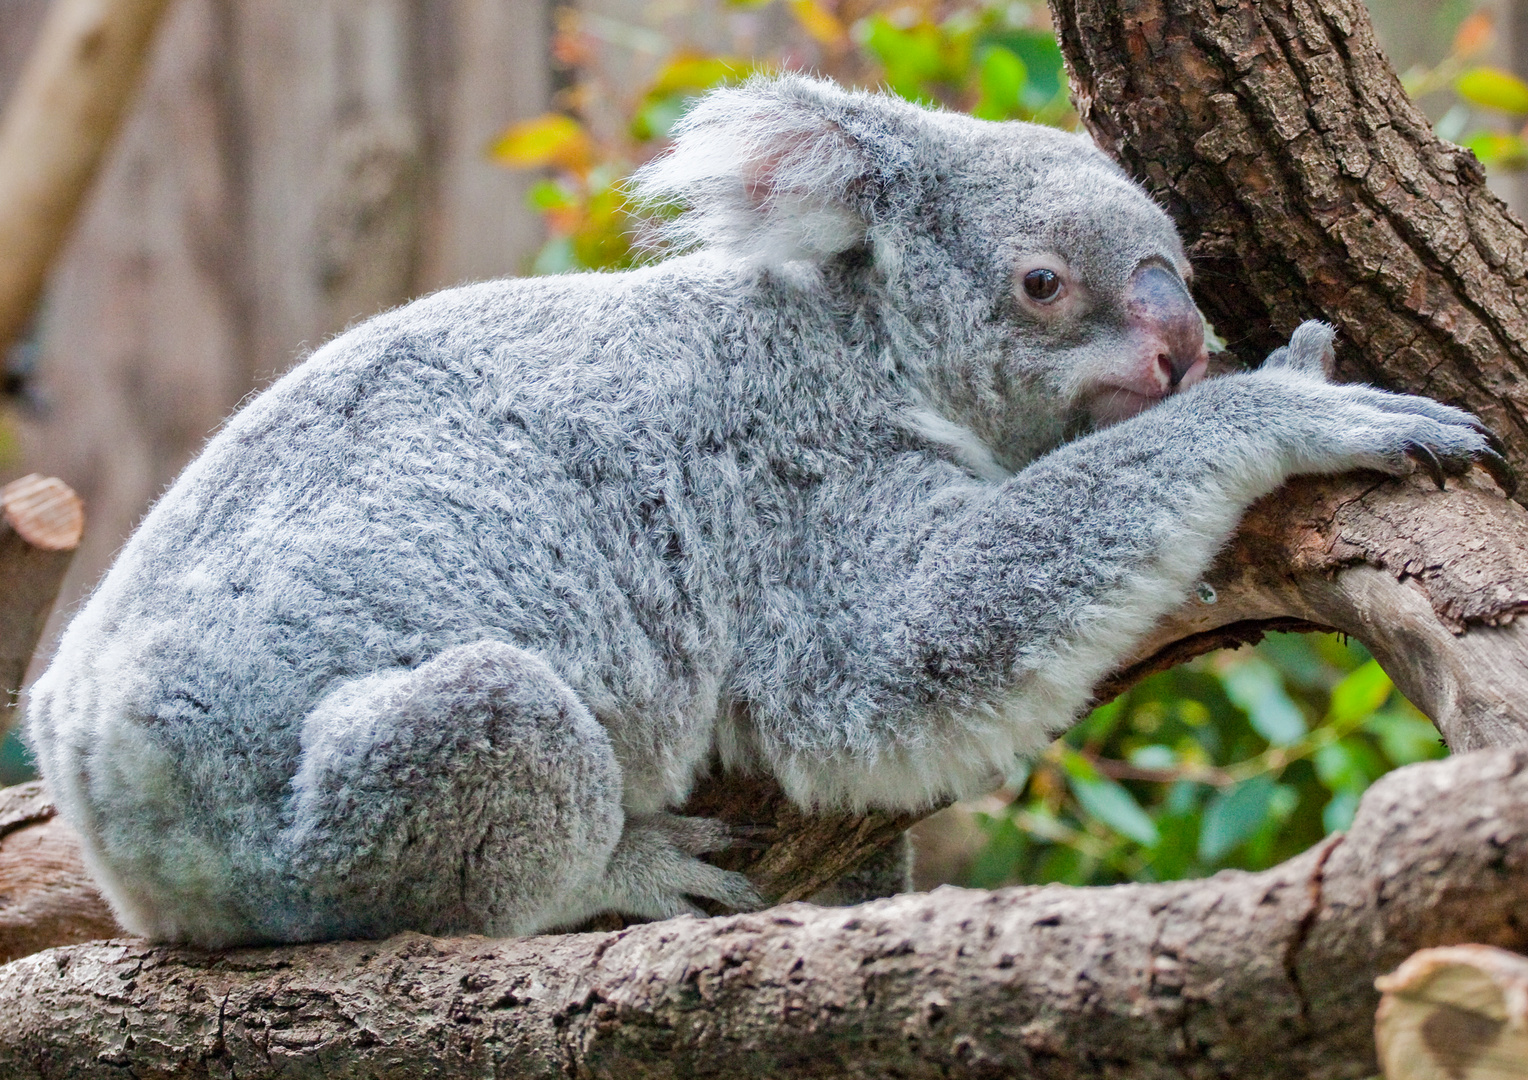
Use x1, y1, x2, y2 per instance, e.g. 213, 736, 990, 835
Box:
0, 474, 83, 712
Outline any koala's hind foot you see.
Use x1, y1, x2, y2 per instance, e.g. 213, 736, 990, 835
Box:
278, 640, 756, 942
568, 812, 765, 926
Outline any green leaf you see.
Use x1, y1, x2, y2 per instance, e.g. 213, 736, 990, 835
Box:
1166, 779, 1202, 816
1323, 789, 1360, 833
1199, 775, 1276, 861
1363, 709, 1446, 765
630, 95, 693, 142
526, 180, 577, 211
646, 55, 753, 97
531, 235, 576, 275
966, 811, 1027, 888
1072, 695, 1125, 744
786, 0, 846, 46
1313, 737, 1385, 795
1069, 773, 1160, 847
1456, 67, 1528, 114
1218, 658, 1306, 745
978, 27, 1066, 109
1149, 810, 1200, 879
1464, 131, 1528, 168
859, 16, 945, 101
489, 114, 592, 171
1326, 659, 1391, 726
1128, 744, 1176, 770
972, 46, 1026, 120
1058, 748, 1101, 783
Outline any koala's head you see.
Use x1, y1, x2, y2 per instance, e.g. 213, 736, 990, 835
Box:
634, 74, 1206, 457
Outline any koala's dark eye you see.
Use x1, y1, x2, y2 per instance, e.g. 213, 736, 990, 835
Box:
1022, 268, 1063, 303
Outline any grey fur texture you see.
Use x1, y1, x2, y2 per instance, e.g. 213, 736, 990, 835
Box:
26, 75, 1494, 946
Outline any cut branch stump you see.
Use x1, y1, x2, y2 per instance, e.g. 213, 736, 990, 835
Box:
1377, 945, 1528, 1079
0, 473, 81, 715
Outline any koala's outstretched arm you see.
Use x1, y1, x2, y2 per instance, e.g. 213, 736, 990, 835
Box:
753, 325, 1504, 810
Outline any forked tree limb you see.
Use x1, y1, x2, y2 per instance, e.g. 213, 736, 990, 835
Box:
1105, 468, 1528, 752
3, 747, 1528, 1079
0, 0, 176, 353
688, 467, 1528, 911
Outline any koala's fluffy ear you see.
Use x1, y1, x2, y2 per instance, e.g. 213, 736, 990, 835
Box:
631, 74, 929, 266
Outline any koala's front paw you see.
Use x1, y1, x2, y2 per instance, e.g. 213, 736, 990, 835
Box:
1322, 383, 1513, 495
1261, 321, 1516, 496
599, 813, 765, 921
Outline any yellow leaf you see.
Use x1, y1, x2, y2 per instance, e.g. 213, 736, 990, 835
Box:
1452, 11, 1494, 60
489, 114, 594, 173
647, 54, 753, 97
1465, 130, 1528, 168
787, 0, 846, 46
1456, 67, 1528, 115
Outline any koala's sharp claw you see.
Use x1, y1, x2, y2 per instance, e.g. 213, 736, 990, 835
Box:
1406, 443, 1447, 490
1477, 424, 1510, 459
1477, 447, 1519, 496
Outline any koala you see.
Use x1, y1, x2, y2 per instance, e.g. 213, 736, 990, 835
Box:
26, 75, 1505, 947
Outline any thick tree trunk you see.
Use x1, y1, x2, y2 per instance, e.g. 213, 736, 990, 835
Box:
1048, 0, 1528, 483
2, 748, 1527, 1079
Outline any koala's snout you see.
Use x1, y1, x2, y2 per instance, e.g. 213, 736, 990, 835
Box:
1087, 264, 1210, 427
1126, 264, 1207, 393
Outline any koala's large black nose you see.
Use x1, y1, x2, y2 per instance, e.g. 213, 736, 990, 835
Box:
1126, 264, 1205, 389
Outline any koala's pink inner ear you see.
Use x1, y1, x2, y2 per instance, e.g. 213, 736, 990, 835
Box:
741, 135, 812, 209
629, 77, 906, 265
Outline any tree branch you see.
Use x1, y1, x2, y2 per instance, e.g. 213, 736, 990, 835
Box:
0, 0, 176, 353
1, 747, 1525, 1078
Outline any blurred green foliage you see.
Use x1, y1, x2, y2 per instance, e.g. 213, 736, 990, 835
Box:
493, 0, 1072, 273
0, 725, 34, 787
487, 0, 1455, 891
1402, 7, 1528, 171
965, 635, 1445, 887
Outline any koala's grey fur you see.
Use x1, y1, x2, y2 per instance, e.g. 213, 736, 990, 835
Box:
27, 76, 1495, 946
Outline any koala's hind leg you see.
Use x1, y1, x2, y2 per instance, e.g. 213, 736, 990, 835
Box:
278, 641, 622, 940
278, 640, 755, 941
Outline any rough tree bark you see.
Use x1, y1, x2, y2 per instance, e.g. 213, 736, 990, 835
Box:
1049, 0, 1528, 477
2, 748, 1527, 1079
6, 0, 1528, 1074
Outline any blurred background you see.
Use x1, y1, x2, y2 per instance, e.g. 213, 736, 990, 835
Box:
1, 0, 1524, 890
